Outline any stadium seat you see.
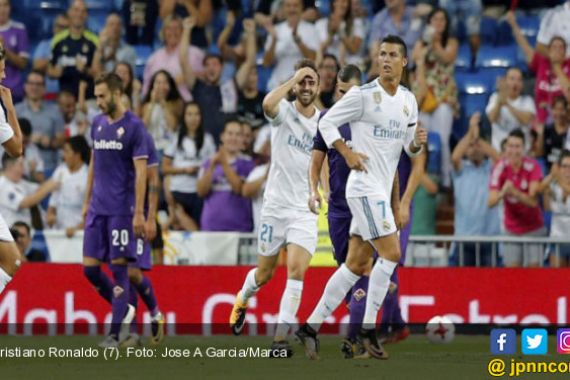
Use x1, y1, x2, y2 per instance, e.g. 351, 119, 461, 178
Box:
454, 70, 494, 139
13, 1, 65, 43
455, 43, 472, 71
87, 10, 108, 33
426, 132, 442, 176
134, 44, 152, 80
476, 44, 518, 69
316, 0, 331, 17
256, 63, 272, 94
480, 16, 498, 45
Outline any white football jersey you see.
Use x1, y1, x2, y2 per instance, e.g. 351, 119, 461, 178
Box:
263, 100, 319, 212
319, 79, 419, 199
0, 100, 14, 145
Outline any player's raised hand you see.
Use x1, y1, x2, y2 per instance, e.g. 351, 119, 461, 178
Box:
344, 150, 368, 172
294, 67, 317, 84
144, 218, 157, 241
308, 191, 322, 215
414, 127, 428, 146
133, 212, 145, 238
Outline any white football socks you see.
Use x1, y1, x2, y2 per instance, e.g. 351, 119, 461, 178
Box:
274, 279, 303, 340
241, 268, 260, 303
0, 267, 12, 295
307, 264, 360, 332
362, 258, 398, 330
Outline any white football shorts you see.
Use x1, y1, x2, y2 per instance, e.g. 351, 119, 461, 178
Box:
347, 195, 397, 241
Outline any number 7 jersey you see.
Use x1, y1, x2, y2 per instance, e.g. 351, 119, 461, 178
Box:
319, 80, 419, 199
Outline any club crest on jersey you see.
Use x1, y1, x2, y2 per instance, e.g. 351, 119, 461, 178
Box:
117, 127, 125, 139
82, 44, 89, 54
383, 221, 391, 231
373, 92, 382, 112
403, 105, 409, 117
97, 125, 102, 132
353, 288, 366, 301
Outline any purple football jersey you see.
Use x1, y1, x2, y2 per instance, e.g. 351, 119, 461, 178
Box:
398, 152, 412, 197
89, 111, 149, 216
0, 21, 29, 99
199, 157, 255, 232
314, 109, 352, 217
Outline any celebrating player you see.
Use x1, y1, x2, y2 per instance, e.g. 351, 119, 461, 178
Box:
229, 59, 320, 355
123, 129, 165, 347
82, 73, 149, 348
0, 45, 24, 295
296, 35, 427, 360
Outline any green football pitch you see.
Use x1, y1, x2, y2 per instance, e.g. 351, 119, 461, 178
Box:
0, 335, 568, 380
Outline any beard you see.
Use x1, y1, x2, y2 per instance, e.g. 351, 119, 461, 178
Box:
105, 97, 117, 116
296, 90, 317, 107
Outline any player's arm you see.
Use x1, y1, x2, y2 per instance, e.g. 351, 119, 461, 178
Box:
405, 125, 426, 157
145, 165, 160, 241
82, 152, 95, 220
399, 152, 426, 228
262, 67, 316, 119
133, 158, 148, 237
308, 128, 328, 213
0, 86, 23, 157
242, 166, 269, 198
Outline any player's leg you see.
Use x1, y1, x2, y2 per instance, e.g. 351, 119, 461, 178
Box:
120, 281, 142, 348
0, 240, 21, 295
230, 214, 284, 335
82, 214, 113, 303
130, 238, 164, 344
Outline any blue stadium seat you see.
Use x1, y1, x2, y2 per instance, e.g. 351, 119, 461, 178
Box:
316, 0, 331, 17
455, 43, 472, 71
87, 10, 108, 33
454, 70, 494, 139
476, 44, 518, 69
427, 132, 442, 176
13, 1, 65, 43
256, 64, 272, 93
134, 44, 153, 80
480, 16, 498, 45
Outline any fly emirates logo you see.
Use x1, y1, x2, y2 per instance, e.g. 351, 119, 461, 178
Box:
94, 139, 124, 150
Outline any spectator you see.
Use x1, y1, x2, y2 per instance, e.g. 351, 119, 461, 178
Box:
439, 0, 481, 65
197, 119, 255, 232
159, 0, 212, 49
17, 118, 44, 183
236, 58, 267, 129
262, 0, 319, 91
507, 12, 570, 125
242, 162, 270, 232
114, 61, 142, 116
317, 54, 339, 109
241, 121, 254, 157
58, 90, 91, 143
216, 10, 246, 64
410, 150, 439, 236
533, 96, 570, 169
541, 149, 570, 267
142, 15, 205, 103
0, 154, 59, 228
255, 0, 319, 25
92, 13, 137, 76
15, 70, 65, 173
486, 67, 536, 153
536, 0, 570, 58
181, 18, 256, 145
32, 13, 69, 97
0, 0, 29, 101
120, 0, 158, 46
142, 70, 184, 152
48, 0, 98, 98
162, 102, 216, 231
10, 221, 45, 262
412, 7, 459, 187
368, 0, 422, 76
488, 129, 545, 267
450, 113, 501, 266
315, 0, 365, 67
46, 136, 89, 237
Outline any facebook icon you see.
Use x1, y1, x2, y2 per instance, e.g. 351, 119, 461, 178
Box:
491, 329, 516, 355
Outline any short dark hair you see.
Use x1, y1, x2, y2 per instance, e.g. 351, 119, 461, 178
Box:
508, 128, 525, 144
321, 54, 340, 72
1, 152, 17, 168
11, 221, 31, 236
58, 90, 76, 100
18, 118, 32, 137
65, 135, 91, 164
506, 66, 523, 77
203, 53, 223, 66
338, 64, 362, 84
294, 59, 320, 81
559, 149, 570, 165
223, 116, 242, 131
549, 35, 567, 50
95, 73, 124, 94
27, 69, 46, 84
381, 35, 408, 59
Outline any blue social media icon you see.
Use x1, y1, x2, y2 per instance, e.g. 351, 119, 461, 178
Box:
522, 329, 548, 355
491, 329, 516, 355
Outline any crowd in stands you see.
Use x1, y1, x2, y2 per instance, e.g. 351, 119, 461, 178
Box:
0, 0, 569, 268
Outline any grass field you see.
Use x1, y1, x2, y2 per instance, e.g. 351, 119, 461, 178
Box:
1, 334, 569, 380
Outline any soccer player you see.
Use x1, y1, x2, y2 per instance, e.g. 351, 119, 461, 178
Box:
82, 73, 149, 347
229, 59, 320, 355
296, 35, 427, 360
123, 129, 165, 346
0, 45, 24, 295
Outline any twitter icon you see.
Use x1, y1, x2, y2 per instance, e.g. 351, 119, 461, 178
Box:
522, 329, 548, 355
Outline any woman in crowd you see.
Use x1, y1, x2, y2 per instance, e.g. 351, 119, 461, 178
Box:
162, 102, 216, 231
114, 61, 142, 116
412, 7, 459, 187
142, 70, 184, 152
